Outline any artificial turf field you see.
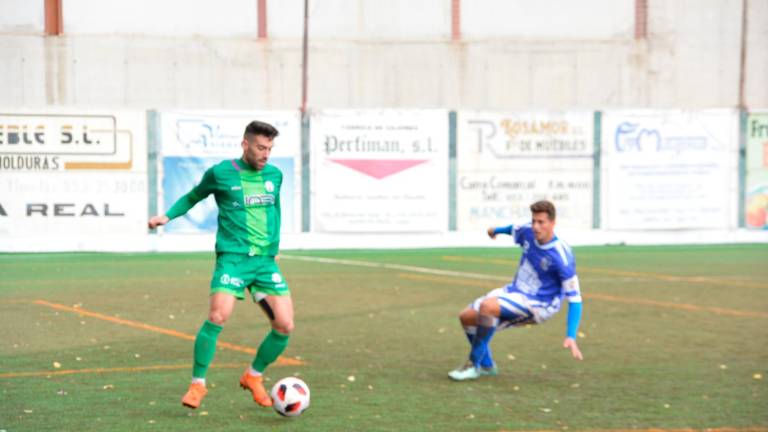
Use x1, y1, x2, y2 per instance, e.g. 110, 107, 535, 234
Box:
1, 244, 767, 431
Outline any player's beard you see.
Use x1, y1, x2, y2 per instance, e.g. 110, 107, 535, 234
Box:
243, 153, 267, 170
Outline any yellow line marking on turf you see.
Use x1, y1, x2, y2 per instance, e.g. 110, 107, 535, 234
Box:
399, 272, 499, 287
0, 363, 250, 379
502, 428, 768, 432
585, 293, 768, 319
0, 299, 33, 305
397, 273, 768, 319
579, 267, 768, 289
441, 256, 768, 289
32, 300, 305, 366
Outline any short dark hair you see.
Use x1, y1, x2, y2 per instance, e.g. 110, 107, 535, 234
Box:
530, 200, 556, 220
244, 120, 279, 140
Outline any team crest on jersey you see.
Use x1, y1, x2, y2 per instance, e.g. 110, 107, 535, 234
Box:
540, 257, 551, 271
271, 273, 283, 283
245, 194, 275, 206
265, 181, 275, 193
523, 240, 530, 253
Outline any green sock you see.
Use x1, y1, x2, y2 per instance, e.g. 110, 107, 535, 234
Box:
251, 329, 290, 373
192, 320, 223, 379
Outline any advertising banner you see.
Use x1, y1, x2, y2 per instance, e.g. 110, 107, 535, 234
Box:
746, 111, 768, 230
158, 111, 300, 233
0, 110, 148, 243
457, 111, 594, 231
311, 110, 449, 232
601, 110, 739, 230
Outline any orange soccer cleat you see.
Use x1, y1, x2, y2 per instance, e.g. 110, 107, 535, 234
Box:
239, 370, 273, 407
181, 382, 208, 409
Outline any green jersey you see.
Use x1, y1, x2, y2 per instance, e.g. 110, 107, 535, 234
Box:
166, 158, 283, 256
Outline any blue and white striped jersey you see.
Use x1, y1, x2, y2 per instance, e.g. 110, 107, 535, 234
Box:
505, 224, 582, 306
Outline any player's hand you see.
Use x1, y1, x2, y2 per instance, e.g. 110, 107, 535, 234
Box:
487, 227, 497, 239
148, 215, 169, 229
563, 337, 583, 360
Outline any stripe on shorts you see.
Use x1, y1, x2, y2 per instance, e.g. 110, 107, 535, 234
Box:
498, 297, 533, 321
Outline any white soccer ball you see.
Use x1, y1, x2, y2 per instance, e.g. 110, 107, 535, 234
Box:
270, 377, 310, 417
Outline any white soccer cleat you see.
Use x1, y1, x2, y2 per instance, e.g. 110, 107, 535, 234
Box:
448, 363, 482, 381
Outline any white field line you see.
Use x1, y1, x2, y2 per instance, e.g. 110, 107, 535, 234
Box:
281, 255, 509, 282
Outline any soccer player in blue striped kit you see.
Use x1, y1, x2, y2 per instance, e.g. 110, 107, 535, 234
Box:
449, 200, 584, 381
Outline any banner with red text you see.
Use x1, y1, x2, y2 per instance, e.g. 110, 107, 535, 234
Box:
310, 110, 449, 232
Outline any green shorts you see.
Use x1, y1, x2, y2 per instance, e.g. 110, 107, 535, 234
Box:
210, 253, 290, 301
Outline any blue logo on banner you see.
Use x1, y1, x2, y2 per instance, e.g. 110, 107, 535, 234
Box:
614, 121, 708, 153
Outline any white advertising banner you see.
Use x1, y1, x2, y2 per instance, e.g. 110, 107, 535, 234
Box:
158, 111, 301, 233
311, 110, 449, 232
601, 110, 739, 230
0, 109, 148, 246
746, 111, 768, 230
457, 111, 594, 231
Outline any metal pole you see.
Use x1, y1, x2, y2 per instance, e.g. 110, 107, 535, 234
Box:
301, 0, 309, 114
738, 0, 748, 110
300, 0, 311, 231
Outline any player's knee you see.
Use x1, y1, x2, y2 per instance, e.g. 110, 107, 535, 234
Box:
458, 308, 476, 325
273, 318, 294, 335
208, 310, 229, 325
478, 298, 499, 316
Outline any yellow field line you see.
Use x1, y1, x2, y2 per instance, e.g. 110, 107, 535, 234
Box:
579, 267, 768, 289
0, 299, 33, 305
586, 293, 768, 319
397, 273, 768, 319
32, 300, 305, 365
399, 272, 496, 288
0, 362, 249, 379
503, 428, 768, 432
441, 256, 768, 289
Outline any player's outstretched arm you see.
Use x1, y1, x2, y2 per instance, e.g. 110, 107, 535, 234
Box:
148, 215, 170, 229
487, 227, 497, 239
487, 225, 514, 239
563, 337, 583, 360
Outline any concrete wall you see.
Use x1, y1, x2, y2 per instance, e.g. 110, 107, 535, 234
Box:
0, 0, 766, 110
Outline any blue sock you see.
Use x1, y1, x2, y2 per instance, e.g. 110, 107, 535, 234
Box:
469, 316, 497, 367
480, 344, 495, 368
465, 326, 495, 368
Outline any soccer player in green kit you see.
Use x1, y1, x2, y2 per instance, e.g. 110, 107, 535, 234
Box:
148, 121, 292, 409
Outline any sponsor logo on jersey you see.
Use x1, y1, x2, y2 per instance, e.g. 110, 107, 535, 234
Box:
231, 185, 242, 191
245, 194, 275, 206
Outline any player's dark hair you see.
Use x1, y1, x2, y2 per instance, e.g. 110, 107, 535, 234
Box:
530, 200, 556, 221
244, 120, 279, 140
